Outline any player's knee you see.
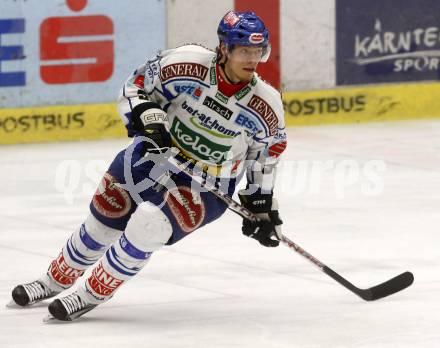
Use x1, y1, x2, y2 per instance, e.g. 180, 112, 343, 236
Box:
84, 213, 123, 246
124, 203, 173, 252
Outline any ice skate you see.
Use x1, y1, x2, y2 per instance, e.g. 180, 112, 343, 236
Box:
44, 291, 97, 322
8, 280, 60, 307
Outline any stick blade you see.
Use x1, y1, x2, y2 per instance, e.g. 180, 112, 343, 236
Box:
362, 271, 414, 301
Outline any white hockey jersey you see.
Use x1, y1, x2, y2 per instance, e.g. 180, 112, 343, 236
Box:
118, 44, 287, 192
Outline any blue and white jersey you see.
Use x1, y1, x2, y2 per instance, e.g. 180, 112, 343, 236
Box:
118, 44, 286, 192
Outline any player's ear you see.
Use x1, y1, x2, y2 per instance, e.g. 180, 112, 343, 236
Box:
220, 42, 228, 56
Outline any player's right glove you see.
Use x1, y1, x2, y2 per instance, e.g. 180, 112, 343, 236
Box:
131, 102, 171, 154
141, 123, 172, 154
238, 189, 282, 247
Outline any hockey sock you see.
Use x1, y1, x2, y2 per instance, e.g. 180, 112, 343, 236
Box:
82, 232, 153, 304
47, 214, 122, 290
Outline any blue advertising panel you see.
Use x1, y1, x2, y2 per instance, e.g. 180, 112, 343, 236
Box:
336, 0, 440, 85
0, 0, 165, 107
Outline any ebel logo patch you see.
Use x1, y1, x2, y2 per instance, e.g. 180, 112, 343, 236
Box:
170, 117, 231, 164
247, 95, 278, 136
203, 96, 233, 120
161, 63, 208, 82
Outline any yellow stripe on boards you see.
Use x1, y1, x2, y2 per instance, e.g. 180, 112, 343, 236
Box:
283, 82, 440, 126
0, 103, 125, 144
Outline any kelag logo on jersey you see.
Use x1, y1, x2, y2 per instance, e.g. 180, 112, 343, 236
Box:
170, 117, 231, 164
173, 83, 203, 100
336, 0, 440, 85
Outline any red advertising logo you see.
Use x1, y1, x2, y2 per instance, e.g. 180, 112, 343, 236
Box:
249, 33, 264, 44
223, 11, 240, 27
92, 173, 132, 219
268, 140, 287, 158
87, 262, 124, 296
166, 186, 205, 233
50, 252, 84, 287
40, 0, 114, 84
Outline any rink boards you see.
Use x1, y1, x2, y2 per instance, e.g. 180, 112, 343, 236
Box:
283, 82, 440, 127
0, 103, 125, 144
2, 82, 440, 144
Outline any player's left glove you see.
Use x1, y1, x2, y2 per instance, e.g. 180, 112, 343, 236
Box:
238, 189, 282, 247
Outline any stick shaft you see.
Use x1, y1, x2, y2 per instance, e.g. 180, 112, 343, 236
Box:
168, 155, 413, 301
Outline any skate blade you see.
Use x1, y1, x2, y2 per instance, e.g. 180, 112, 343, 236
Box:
5, 299, 19, 308
43, 314, 56, 323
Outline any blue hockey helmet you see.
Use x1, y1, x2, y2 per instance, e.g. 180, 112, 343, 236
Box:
217, 11, 271, 62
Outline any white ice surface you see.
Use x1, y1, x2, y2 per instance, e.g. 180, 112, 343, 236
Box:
0, 120, 439, 348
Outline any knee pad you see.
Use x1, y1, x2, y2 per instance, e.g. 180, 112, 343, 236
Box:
83, 214, 123, 246
124, 203, 172, 252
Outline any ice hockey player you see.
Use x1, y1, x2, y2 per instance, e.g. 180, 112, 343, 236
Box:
9, 10, 287, 321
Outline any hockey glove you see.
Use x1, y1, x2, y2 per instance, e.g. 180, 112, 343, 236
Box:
141, 123, 172, 154
131, 102, 171, 154
238, 189, 282, 247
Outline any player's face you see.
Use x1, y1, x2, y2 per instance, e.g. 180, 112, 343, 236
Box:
225, 45, 263, 82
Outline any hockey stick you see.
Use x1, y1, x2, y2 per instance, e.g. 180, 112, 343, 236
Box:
167, 154, 414, 301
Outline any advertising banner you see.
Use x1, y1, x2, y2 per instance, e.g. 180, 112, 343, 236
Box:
336, 0, 440, 85
283, 83, 440, 126
0, 0, 165, 107
0, 103, 125, 144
